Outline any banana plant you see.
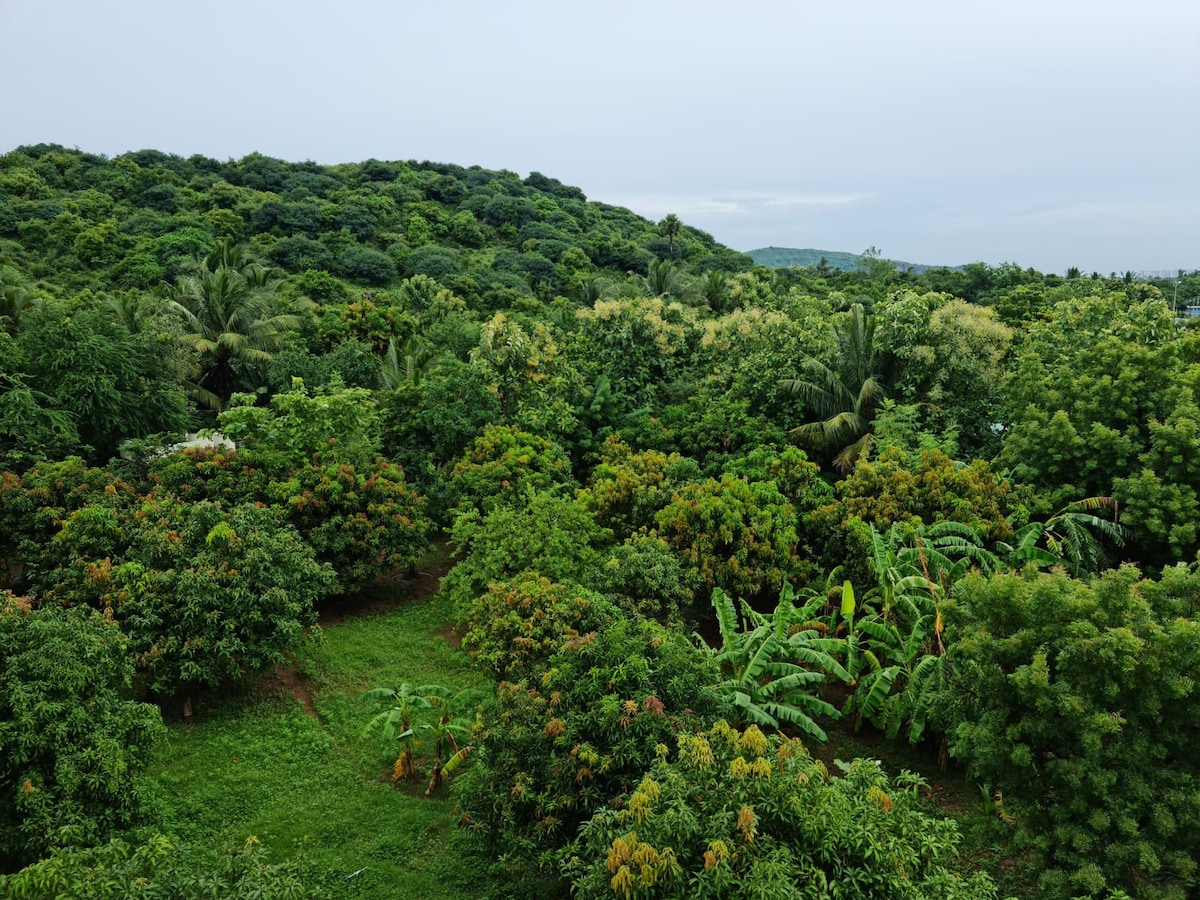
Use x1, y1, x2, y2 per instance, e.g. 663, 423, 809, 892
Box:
999, 497, 1129, 576
423, 688, 483, 795
360, 682, 450, 782
699, 584, 846, 740
835, 576, 950, 750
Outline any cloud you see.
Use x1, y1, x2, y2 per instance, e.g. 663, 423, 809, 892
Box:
760, 192, 875, 209
592, 190, 874, 221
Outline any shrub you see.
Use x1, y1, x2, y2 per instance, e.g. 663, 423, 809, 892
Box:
565, 721, 999, 900
117, 500, 336, 703
456, 620, 724, 879
337, 245, 396, 285
0, 833, 316, 898
654, 475, 797, 601
461, 573, 614, 683
0, 596, 163, 870
442, 491, 611, 614
443, 424, 574, 517
950, 565, 1200, 898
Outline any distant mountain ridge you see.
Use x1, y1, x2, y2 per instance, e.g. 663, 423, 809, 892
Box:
747, 246, 953, 274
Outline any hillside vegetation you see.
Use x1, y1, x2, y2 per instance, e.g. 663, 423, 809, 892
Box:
748, 245, 943, 273
1, 144, 1199, 899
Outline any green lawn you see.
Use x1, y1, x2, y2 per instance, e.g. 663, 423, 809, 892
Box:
148, 585, 498, 899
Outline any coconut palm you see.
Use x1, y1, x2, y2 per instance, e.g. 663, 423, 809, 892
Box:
164, 239, 300, 409
782, 303, 887, 471
380, 335, 441, 390
0, 267, 36, 334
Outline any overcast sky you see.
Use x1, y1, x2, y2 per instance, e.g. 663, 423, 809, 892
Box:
2, 0, 1197, 273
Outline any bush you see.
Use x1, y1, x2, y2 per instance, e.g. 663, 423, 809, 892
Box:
337, 245, 396, 285
117, 500, 336, 702
461, 573, 614, 683
654, 475, 797, 601
456, 620, 724, 879
268, 236, 334, 273
273, 460, 431, 590
444, 424, 574, 517
597, 534, 700, 622
0, 596, 163, 870
565, 721, 998, 900
0, 833, 316, 898
950, 565, 1200, 898
442, 491, 611, 614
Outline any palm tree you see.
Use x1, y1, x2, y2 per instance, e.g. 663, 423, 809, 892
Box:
782, 303, 887, 471
643, 258, 683, 298
164, 240, 301, 409
0, 267, 36, 334
658, 213, 682, 257
380, 335, 441, 390
698, 270, 729, 312
104, 293, 163, 336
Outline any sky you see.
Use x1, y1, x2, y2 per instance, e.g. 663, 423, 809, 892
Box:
2, 0, 1197, 274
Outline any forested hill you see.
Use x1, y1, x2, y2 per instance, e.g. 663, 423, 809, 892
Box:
748, 245, 945, 273
0, 144, 752, 298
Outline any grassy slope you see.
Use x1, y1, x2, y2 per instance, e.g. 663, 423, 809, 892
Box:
148, 572, 496, 898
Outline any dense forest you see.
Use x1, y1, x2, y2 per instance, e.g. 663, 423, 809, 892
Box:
0, 144, 1198, 899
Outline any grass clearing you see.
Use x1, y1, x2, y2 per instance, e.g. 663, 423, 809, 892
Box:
148, 568, 498, 899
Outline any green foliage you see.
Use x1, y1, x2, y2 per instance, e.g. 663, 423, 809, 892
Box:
10, 303, 188, 462
118, 499, 336, 698
442, 491, 611, 614
572, 297, 702, 408
579, 434, 696, 539
273, 460, 431, 590
722, 443, 831, 511
0, 833, 316, 899
337, 245, 396, 284
566, 720, 999, 900
219, 377, 382, 470
655, 474, 797, 600
457, 620, 723, 876
146, 586, 496, 897
0, 457, 140, 595
444, 424, 574, 517
701, 585, 843, 740
361, 682, 453, 783
809, 446, 1014, 583
0, 596, 163, 870
950, 565, 1200, 898
875, 291, 1013, 457
596, 533, 700, 623
784, 303, 887, 471
643, 395, 788, 477
164, 239, 302, 409
461, 573, 614, 683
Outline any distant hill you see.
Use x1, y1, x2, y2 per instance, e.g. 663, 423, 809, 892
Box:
747, 246, 953, 274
